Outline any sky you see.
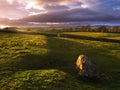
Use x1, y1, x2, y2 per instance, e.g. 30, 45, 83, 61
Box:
0, 0, 120, 27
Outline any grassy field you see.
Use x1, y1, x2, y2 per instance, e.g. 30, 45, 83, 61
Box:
0, 32, 120, 90
62, 32, 120, 40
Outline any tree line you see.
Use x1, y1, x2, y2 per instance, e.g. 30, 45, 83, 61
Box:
50, 25, 120, 33
0, 26, 120, 33
73, 25, 120, 33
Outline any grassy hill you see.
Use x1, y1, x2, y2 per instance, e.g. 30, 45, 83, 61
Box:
0, 32, 120, 90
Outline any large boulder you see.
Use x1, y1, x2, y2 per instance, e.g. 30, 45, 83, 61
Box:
76, 55, 99, 78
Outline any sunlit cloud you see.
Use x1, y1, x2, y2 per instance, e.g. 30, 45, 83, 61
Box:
0, 25, 10, 29
8, 18, 19, 20
81, 4, 88, 8
28, 11, 47, 16
46, 22, 64, 25
7, 0, 15, 4
25, 1, 44, 10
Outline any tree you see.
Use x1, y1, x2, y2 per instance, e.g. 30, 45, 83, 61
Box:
108, 26, 119, 33
97, 26, 108, 32
80, 25, 91, 32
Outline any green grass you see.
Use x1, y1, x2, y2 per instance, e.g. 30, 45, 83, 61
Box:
62, 32, 120, 40
0, 32, 120, 90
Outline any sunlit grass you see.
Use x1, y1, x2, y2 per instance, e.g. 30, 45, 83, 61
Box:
0, 69, 73, 90
62, 32, 120, 40
0, 32, 120, 90
0, 33, 47, 60
0, 33, 48, 73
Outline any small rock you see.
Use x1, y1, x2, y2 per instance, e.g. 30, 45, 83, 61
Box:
76, 55, 99, 78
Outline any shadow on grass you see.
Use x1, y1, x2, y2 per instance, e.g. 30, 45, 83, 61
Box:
0, 36, 83, 89
0, 34, 119, 90
12, 37, 78, 75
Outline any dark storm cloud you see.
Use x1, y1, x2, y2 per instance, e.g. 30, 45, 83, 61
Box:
19, 0, 120, 25
0, 0, 120, 26
21, 7, 120, 23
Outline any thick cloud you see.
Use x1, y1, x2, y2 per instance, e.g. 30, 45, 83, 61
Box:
35, 0, 82, 6
21, 6, 120, 23
44, 5, 69, 11
0, 0, 29, 19
0, 0, 120, 26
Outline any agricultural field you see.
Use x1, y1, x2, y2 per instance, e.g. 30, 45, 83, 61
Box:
0, 32, 120, 90
62, 32, 120, 40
